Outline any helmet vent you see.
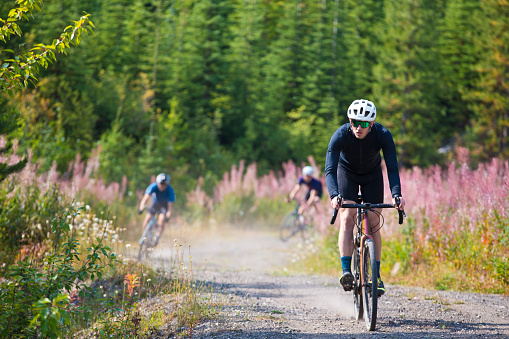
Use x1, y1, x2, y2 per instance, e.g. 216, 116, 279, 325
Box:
347, 99, 376, 122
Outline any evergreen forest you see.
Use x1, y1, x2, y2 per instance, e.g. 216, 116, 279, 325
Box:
1, 2, 509, 336
2, 0, 509, 195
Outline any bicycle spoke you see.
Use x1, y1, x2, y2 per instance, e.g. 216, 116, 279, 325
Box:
362, 239, 378, 331
279, 212, 298, 241
353, 248, 363, 321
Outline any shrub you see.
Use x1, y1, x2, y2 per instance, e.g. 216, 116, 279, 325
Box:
0, 204, 118, 338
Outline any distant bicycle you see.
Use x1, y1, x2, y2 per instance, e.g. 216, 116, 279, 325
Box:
137, 211, 159, 261
330, 194, 405, 331
279, 198, 313, 241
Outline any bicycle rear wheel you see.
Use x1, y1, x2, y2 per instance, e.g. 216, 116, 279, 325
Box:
279, 211, 299, 241
352, 247, 363, 321
362, 239, 378, 331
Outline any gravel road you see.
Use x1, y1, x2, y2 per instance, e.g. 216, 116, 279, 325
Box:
150, 226, 509, 338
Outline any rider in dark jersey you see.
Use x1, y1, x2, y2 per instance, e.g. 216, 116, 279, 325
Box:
287, 166, 323, 222
324, 99, 406, 296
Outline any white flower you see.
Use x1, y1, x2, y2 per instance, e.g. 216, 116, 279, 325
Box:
126, 243, 131, 248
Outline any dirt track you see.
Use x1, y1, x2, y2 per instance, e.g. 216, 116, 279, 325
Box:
148, 226, 509, 338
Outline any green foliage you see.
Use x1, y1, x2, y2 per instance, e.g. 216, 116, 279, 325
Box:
0, 0, 94, 96
383, 217, 422, 273
373, 0, 447, 167
462, 0, 509, 162
0, 0, 94, 182
0, 182, 61, 261
213, 193, 256, 225
3, 0, 509, 197
98, 117, 135, 184
0, 205, 117, 338
0, 97, 28, 182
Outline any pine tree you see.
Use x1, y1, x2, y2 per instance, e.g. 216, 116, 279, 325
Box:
463, 0, 509, 160
437, 0, 483, 158
0, 0, 93, 179
372, 0, 446, 167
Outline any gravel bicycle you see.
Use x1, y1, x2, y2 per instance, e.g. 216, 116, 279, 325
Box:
279, 198, 313, 241
137, 212, 159, 261
330, 194, 405, 331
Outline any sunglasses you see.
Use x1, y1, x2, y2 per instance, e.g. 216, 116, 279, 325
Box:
350, 119, 370, 128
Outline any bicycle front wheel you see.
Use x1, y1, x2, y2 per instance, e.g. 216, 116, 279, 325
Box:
279, 211, 299, 241
352, 247, 363, 321
138, 220, 154, 261
362, 239, 378, 331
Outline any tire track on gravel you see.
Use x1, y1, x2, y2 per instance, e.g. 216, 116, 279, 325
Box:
151, 226, 509, 338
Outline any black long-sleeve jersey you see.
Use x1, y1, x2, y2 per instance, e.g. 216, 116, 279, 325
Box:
324, 122, 402, 199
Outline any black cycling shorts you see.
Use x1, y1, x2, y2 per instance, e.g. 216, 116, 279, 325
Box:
337, 165, 384, 203
148, 202, 168, 216
305, 190, 323, 201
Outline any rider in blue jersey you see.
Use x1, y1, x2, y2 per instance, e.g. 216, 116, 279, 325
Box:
287, 166, 323, 222
138, 173, 176, 247
324, 99, 406, 296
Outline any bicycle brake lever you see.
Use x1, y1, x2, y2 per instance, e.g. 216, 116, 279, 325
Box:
394, 196, 406, 224
330, 208, 338, 225
330, 195, 342, 224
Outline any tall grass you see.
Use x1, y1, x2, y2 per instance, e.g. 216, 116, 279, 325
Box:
383, 148, 509, 293
187, 156, 332, 230
0, 144, 213, 337
188, 148, 509, 293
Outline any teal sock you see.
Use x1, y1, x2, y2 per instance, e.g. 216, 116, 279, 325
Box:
341, 256, 352, 274
377, 261, 381, 279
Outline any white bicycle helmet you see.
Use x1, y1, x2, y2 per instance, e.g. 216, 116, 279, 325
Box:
302, 166, 314, 176
347, 99, 377, 121
156, 173, 170, 184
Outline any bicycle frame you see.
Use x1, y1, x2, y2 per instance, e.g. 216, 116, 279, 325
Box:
344, 201, 399, 288
358, 205, 374, 295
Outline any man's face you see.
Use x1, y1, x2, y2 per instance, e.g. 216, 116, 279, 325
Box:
157, 182, 167, 191
350, 119, 373, 139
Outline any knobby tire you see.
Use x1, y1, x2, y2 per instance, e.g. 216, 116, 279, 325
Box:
362, 239, 378, 331
279, 212, 299, 241
353, 246, 363, 320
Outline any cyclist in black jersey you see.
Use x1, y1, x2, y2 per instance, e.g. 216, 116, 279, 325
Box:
287, 166, 323, 222
324, 99, 406, 296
